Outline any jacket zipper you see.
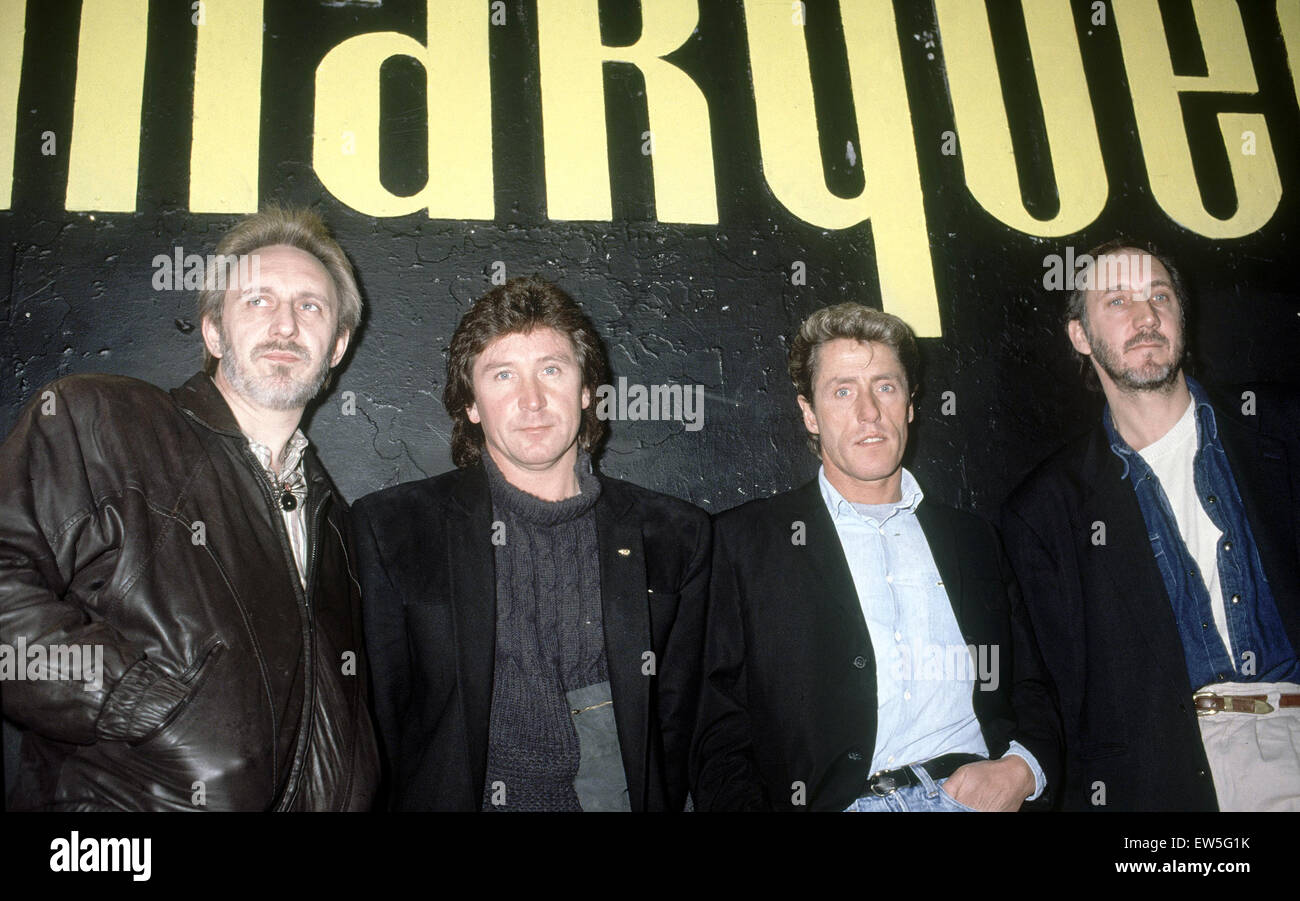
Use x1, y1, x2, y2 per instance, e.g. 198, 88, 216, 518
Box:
236, 444, 324, 811
279, 481, 326, 810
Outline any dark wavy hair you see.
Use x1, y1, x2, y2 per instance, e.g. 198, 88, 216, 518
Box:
444, 277, 610, 468
788, 303, 920, 455
1064, 238, 1189, 391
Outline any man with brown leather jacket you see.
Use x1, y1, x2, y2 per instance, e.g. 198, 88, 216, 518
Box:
0, 207, 379, 811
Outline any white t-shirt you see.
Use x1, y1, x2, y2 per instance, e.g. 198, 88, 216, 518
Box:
1137, 398, 1232, 669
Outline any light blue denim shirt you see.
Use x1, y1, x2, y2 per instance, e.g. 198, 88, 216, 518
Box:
819, 467, 1045, 800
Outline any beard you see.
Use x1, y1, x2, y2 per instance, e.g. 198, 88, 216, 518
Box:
217, 331, 331, 411
1086, 321, 1185, 393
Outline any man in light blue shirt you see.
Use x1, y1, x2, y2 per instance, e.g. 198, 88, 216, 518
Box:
694, 304, 1060, 811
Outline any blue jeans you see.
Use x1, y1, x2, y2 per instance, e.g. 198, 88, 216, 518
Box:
844, 765, 977, 812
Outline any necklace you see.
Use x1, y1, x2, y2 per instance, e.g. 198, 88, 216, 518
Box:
270, 469, 306, 512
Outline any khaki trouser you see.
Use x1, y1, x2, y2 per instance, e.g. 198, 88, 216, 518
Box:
1196, 681, 1300, 811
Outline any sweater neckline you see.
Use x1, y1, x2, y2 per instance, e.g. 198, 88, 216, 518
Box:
483, 450, 602, 525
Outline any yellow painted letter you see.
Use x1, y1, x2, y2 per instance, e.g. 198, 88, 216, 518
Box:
936, 0, 1106, 236
0, 0, 25, 209
1115, 0, 1280, 236
313, 0, 492, 218
1280, 0, 1300, 106
190, 0, 263, 212
745, 0, 938, 335
65, 0, 148, 211
536, 0, 717, 223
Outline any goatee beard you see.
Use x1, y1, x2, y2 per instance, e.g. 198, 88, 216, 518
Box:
1090, 327, 1184, 395
218, 336, 331, 411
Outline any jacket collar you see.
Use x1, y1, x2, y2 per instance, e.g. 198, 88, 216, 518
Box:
171, 371, 246, 438
171, 371, 330, 488
449, 459, 494, 519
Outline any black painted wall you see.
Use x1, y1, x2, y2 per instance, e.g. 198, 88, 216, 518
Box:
2, 0, 1297, 524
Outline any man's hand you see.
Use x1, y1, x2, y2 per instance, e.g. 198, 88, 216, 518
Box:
941, 756, 1035, 812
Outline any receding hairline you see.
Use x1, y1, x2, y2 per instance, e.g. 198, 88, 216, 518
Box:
1082, 247, 1173, 294
1081, 253, 1175, 301
206, 243, 343, 317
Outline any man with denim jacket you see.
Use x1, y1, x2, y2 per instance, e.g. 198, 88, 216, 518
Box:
1002, 239, 1300, 810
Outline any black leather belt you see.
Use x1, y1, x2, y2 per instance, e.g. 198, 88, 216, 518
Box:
865, 753, 985, 796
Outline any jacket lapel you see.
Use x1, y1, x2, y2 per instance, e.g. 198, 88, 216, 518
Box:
1214, 403, 1300, 641
792, 481, 869, 639
445, 465, 497, 803
1080, 427, 1194, 699
915, 503, 964, 624
594, 479, 651, 811
788, 479, 879, 786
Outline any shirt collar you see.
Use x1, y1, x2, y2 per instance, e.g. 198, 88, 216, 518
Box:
818, 465, 923, 523
248, 429, 310, 491
1103, 375, 1217, 478
1185, 376, 1219, 442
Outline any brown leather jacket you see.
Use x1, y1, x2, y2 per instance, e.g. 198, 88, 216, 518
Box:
0, 372, 379, 810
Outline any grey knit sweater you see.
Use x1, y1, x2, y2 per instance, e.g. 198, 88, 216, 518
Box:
479, 450, 609, 811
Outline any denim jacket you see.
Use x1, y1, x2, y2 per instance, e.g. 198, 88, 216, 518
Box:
1104, 377, 1299, 690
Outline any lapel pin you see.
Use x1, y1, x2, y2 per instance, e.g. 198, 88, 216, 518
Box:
618, 548, 631, 557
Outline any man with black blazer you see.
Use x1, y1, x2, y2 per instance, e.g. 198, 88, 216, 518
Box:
693, 304, 1060, 812
1001, 240, 1300, 811
352, 277, 709, 811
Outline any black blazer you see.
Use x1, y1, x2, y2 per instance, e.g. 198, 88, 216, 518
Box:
351, 463, 710, 811
692, 479, 1061, 811
1000, 385, 1300, 811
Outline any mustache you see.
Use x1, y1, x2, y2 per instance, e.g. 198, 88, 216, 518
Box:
1124, 329, 1168, 351
254, 340, 311, 362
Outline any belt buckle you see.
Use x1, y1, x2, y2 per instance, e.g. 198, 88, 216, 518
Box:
1193, 692, 1221, 716
869, 772, 899, 797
